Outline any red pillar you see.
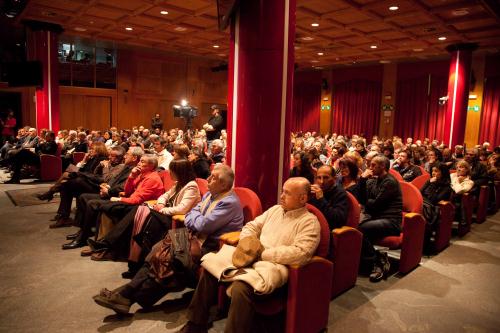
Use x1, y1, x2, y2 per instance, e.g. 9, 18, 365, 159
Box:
443, 43, 477, 148
25, 21, 62, 133
226, 0, 296, 209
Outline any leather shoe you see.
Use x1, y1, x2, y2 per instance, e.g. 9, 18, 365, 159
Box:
91, 250, 114, 261
66, 230, 82, 240
50, 214, 61, 221
87, 238, 109, 252
49, 217, 75, 229
93, 292, 131, 314
62, 238, 86, 250
36, 191, 54, 201
121, 270, 137, 279
175, 321, 208, 333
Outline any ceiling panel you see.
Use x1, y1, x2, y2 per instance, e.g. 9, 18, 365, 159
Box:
6, 0, 500, 68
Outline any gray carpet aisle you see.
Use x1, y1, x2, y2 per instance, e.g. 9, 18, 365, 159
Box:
0, 181, 499, 333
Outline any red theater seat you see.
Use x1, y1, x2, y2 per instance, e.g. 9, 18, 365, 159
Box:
377, 181, 426, 274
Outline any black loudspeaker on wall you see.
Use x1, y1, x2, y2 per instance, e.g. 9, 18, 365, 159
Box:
1, 61, 43, 87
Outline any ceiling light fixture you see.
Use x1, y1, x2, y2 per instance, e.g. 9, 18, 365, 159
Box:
160, 10, 169, 15
74, 27, 87, 32
213, 45, 220, 48
175, 26, 187, 31
413, 48, 424, 52
317, 52, 324, 55
370, 45, 377, 49
311, 23, 319, 27
125, 27, 133, 31
438, 36, 447, 41
389, 6, 399, 11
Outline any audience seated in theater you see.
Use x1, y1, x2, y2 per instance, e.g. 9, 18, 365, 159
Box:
62, 147, 143, 248
85, 159, 202, 275
173, 144, 190, 160
290, 151, 315, 184
308, 165, 349, 229
92, 164, 244, 314
0, 127, 25, 160
450, 160, 474, 225
4, 130, 58, 184
337, 156, 361, 201
420, 163, 452, 249
464, 149, 489, 195
487, 151, 500, 182
150, 136, 173, 170
453, 145, 464, 160
392, 150, 422, 182
1, 127, 39, 164
209, 139, 225, 164
424, 149, 439, 174
441, 148, 455, 169
358, 155, 402, 282
176, 177, 320, 333
62, 153, 163, 249
189, 146, 211, 180
38, 142, 109, 204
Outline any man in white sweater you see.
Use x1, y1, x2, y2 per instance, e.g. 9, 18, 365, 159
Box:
177, 177, 321, 333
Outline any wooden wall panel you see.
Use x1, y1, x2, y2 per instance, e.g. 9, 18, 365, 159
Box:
60, 93, 111, 131
116, 49, 227, 131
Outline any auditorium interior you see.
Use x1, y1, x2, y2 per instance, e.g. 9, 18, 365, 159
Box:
0, 0, 499, 332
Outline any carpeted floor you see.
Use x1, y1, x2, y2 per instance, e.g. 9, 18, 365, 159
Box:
0, 181, 499, 333
5, 187, 59, 206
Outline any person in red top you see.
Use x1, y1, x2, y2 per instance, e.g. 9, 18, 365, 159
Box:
62, 154, 164, 250
110, 154, 164, 205
1, 110, 16, 145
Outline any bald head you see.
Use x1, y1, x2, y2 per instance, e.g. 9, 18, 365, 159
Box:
280, 177, 310, 211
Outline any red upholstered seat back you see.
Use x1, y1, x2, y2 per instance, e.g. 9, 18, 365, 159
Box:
233, 187, 262, 224
346, 192, 361, 228
195, 178, 209, 196
400, 181, 423, 214
159, 170, 174, 191
72, 152, 86, 164
306, 203, 330, 258
411, 172, 430, 190
389, 168, 404, 181
55, 142, 63, 157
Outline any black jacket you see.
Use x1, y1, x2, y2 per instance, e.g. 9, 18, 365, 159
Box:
309, 184, 349, 230
359, 173, 402, 224
107, 165, 133, 197
421, 180, 452, 205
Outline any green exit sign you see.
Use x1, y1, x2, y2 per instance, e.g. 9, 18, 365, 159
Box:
321, 105, 331, 111
468, 105, 480, 112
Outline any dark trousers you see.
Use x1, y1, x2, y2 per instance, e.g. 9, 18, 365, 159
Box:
102, 206, 138, 247
358, 215, 401, 270
187, 272, 257, 333
10, 149, 40, 180
57, 177, 99, 218
119, 263, 170, 309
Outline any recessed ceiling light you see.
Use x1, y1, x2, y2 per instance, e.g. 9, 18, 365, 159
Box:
370, 45, 377, 49
452, 9, 469, 16
16, 43, 21, 46
74, 27, 87, 32
317, 52, 324, 56
311, 23, 319, 27
438, 36, 447, 41
160, 10, 169, 15
213, 45, 220, 48
125, 27, 133, 31
302, 36, 314, 41
413, 48, 424, 52
175, 26, 187, 31
380, 60, 391, 64
389, 6, 399, 11
89, 21, 94, 24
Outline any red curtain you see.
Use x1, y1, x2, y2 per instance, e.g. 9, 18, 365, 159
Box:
331, 79, 381, 138
479, 76, 500, 146
394, 75, 448, 141
291, 71, 321, 132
